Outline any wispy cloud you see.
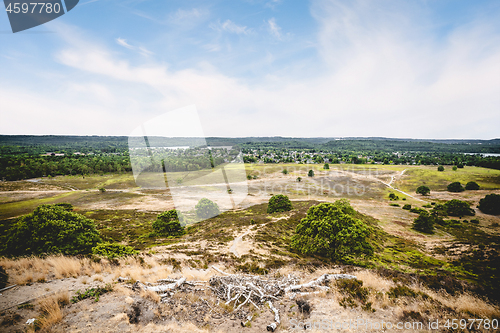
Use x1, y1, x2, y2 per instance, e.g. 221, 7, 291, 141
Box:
210, 19, 251, 35
116, 38, 134, 50
267, 17, 290, 40
115, 38, 154, 57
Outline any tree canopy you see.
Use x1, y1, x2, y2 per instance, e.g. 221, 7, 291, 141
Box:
267, 194, 293, 214
412, 211, 435, 234
291, 200, 373, 261
195, 198, 220, 219
478, 194, 500, 215
447, 182, 465, 192
416, 185, 430, 196
152, 210, 185, 236
465, 181, 480, 190
2, 204, 101, 256
444, 199, 475, 217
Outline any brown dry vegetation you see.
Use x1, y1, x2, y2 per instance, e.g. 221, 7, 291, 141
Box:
1, 166, 499, 332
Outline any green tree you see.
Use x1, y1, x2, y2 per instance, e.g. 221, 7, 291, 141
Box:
478, 194, 500, 215
267, 194, 293, 213
291, 200, 373, 261
444, 199, 475, 217
152, 209, 185, 236
282, 169, 288, 175
447, 182, 465, 192
195, 198, 220, 219
437, 166, 445, 172
465, 181, 480, 190
297, 177, 302, 182
412, 211, 435, 234
416, 185, 430, 196
308, 170, 314, 177
2, 204, 101, 256
452, 166, 458, 171
388, 193, 399, 200
324, 163, 330, 170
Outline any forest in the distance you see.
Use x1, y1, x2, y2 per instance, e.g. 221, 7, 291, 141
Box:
1, 135, 500, 181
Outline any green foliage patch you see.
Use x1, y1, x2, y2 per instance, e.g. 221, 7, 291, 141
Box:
291, 200, 374, 261
267, 194, 293, 214
2, 204, 101, 256
71, 284, 113, 303
91, 242, 138, 259
152, 210, 185, 236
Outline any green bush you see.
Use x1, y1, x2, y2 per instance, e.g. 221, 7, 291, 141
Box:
91, 242, 138, 259
470, 219, 480, 224
291, 200, 373, 261
478, 194, 500, 215
416, 185, 430, 196
195, 198, 220, 219
402, 204, 411, 210
53, 203, 74, 211
152, 210, 185, 236
2, 204, 101, 256
412, 211, 435, 234
437, 166, 444, 172
71, 284, 113, 303
444, 199, 475, 217
308, 170, 314, 177
452, 166, 458, 171
282, 169, 288, 175
410, 207, 427, 214
324, 163, 330, 170
447, 182, 465, 192
267, 194, 293, 214
388, 193, 399, 200
465, 181, 480, 190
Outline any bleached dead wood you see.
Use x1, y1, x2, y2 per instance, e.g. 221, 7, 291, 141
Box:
284, 273, 356, 293
117, 268, 357, 330
266, 301, 280, 332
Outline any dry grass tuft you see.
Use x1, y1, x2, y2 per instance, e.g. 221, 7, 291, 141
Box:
36, 292, 67, 330
49, 256, 81, 278
141, 289, 161, 303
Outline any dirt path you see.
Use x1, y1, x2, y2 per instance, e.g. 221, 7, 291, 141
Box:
229, 216, 289, 257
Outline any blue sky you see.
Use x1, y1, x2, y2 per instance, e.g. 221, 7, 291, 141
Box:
1, 0, 499, 138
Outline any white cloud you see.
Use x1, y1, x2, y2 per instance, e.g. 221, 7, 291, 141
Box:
115, 38, 154, 57
267, 18, 282, 39
116, 38, 134, 49
210, 19, 251, 35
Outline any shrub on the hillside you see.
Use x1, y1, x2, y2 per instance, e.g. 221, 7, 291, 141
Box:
91, 242, 138, 259
410, 207, 427, 215
431, 204, 448, 217
153, 210, 185, 236
2, 204, 101, 256
308, 170, 314, 177
478, 194, 500, 215
444, 199, 475, 217
402, 204, 411, 210
388, 193, 399, 200
267, 194, 293, 214
453, 166, 458, 171
282, 169, 288, 175
291, 200, 373, 261
412, 211, 435, 234
416, 185, 430, 196
437, 166, 444, 172
465, 181, 480, 190
152, 209, 184, 236
447, 182, 465, 192
324, 163, 329, 170
195, 198, 220, 219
